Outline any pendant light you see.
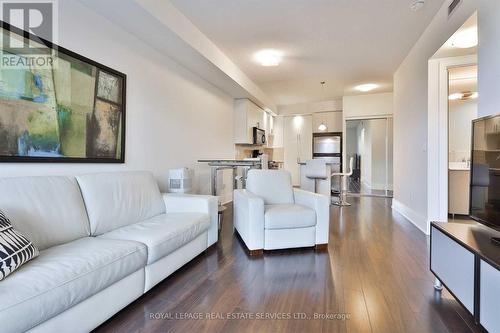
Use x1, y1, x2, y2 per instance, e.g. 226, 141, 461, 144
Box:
318, 81, 328, 131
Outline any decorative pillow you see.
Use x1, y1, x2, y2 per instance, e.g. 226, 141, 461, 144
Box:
0, 210, 39, 280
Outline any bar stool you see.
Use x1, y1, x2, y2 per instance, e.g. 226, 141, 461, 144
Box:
305, 159, 328, 193
332, 157, 354, 206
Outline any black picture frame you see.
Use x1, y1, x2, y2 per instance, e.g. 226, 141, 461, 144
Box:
0, 20, 126, 163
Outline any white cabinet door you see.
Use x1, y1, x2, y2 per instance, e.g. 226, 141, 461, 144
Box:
284, 115, 312, 186
327, 112, 343, 132
480, 260, 500, 333
270, 115, 284, 148
234, 99, 264, 144
300, 115, 313, 162
431, 226, 475, 313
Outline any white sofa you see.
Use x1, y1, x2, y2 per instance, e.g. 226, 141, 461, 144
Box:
0, 171, 218, 333
233, 170, 330, 253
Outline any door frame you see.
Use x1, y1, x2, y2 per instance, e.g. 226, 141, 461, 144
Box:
344, 115, 393, 196
427, 55, 477, 228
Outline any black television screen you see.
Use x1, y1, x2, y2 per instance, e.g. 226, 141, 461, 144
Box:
470, 114, 500, 231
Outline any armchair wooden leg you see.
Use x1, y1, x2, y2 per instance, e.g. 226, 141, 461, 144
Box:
315, 244, 328, 252
249, 249, 264, 256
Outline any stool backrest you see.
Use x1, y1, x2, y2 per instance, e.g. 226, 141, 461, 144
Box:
305, 159, 328, 179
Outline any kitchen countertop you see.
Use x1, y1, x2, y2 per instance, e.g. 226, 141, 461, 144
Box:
198, 159, 262, 166
298, 162, 340, 165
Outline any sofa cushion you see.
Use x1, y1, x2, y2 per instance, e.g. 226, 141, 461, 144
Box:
99, 212, 210, 264
76, 171, 166, 235
0, 176, 90, 250
0, 210, 39, 281
246, 170, 295, 205
264, 204, 316, 230
0, 237, 147, 333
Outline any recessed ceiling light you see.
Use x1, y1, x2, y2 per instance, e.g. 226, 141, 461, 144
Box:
254, 49, 283, 67
355, 83, 378, 92
450, 26, 478, 48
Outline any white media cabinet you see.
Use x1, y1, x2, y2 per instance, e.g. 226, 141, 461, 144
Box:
431, 221, 500, 333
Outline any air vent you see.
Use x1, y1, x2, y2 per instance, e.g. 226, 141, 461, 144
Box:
448, 0, 462, 17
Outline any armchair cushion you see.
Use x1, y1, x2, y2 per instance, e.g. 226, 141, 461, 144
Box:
264, 204, 316, 230
246, 170, 294, 205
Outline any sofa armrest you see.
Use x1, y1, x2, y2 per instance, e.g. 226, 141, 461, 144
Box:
293, 188, 330, 245
233, 189, 265, 250
162, 193, 218, 246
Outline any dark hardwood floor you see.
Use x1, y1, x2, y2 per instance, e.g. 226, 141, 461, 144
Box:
94, 197, 481, 333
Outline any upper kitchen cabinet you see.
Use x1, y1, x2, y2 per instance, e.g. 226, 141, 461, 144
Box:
312, 111, 343, 133
234, 99, 265, 144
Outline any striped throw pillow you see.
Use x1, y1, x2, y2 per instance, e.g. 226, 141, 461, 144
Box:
0, 210, 39, 280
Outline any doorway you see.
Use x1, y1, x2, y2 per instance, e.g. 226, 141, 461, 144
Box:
345, 117, 393, 197
427, 12, 477, 227
448, 65, 478, 218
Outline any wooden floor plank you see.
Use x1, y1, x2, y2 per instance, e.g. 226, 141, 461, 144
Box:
93, 197, 476, 333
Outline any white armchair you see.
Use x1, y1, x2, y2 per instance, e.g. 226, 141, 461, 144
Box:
233, 170, 330, 255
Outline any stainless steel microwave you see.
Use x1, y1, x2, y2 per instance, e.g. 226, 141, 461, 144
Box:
253, 127, 266, 145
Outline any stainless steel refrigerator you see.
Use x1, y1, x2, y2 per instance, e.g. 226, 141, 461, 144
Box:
313, 132, 342, 194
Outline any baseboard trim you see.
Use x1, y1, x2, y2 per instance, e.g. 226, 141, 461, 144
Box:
392, 199, 429, 235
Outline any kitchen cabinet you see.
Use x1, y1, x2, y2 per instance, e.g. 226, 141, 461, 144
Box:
448, 169, 470, 215
269, 115, 284, 148
485, 117, 500, 134
312, 111, 343, 133
283, 115, 312, 185
234, 99, 265, 144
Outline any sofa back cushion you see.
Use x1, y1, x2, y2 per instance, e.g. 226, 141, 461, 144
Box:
76, 171, 166, 235
0, 176, 90, 250
246, 170, 295, 205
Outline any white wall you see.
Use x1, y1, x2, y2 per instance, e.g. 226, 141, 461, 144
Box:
343, 93, 394, 119
0, 0, 235, 201
278, 99, 342, 115
393, 0, 478, 233
449, 100, 478, 162
478, 1, 500, 118
342, 92, 393, 176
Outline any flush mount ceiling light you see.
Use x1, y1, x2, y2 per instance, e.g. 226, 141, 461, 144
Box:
355, 83, 378, 92
318, 123, 327, 131
449, 91, 478, 101
450, 26, 478, 48
254, 49, 283, 67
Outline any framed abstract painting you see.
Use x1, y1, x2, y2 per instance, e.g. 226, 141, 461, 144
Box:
0, 21, 126, 163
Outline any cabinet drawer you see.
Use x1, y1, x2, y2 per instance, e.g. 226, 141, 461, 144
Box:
431, 226, 475, 313
480, 260, 500, 333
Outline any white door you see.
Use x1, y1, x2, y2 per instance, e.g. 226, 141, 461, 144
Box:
284, 115, 312, 186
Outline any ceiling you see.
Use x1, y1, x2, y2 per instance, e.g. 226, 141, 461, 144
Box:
170, 0, 445, 106
432, 13, 477, 59
449, 65, 477, 104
